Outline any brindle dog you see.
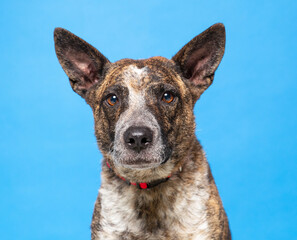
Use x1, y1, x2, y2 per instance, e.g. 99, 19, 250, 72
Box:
54, 23, 231, 240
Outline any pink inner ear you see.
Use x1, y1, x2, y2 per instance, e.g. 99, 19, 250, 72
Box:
66, 50, 99, 88
186, 46, 212, 86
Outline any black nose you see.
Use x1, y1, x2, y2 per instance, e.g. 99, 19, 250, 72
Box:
124, 126, 153, 153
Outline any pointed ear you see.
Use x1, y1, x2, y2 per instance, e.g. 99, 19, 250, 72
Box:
54, 28, 110, 98
172, 23, 225, 100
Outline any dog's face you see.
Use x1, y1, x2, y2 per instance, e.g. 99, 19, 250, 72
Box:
54, 24, 225, 182
87, 58, 196, 182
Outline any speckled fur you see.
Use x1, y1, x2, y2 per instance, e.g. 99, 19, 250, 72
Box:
54, 23, 231, 239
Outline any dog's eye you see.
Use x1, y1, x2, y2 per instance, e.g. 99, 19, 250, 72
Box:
106, 94, 119, 106
162, 91, 175, 104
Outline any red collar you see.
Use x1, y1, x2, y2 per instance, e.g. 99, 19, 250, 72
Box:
106, 161, 171, 189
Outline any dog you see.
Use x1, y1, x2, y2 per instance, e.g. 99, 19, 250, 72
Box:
54, 23, 231, 240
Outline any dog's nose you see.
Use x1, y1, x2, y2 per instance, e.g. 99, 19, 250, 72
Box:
124, 126, 153, 153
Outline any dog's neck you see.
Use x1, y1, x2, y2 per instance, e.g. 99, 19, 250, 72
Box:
105, 160, 172, 189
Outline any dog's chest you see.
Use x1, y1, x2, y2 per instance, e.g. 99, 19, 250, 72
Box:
97, 174, 210, 240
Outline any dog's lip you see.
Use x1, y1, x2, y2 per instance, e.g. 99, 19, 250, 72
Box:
121, 164, 160, 170
120, 159, 161, 169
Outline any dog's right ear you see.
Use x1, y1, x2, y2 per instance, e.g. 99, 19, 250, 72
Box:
172, 23, 225, 101
54, 28, 110, 98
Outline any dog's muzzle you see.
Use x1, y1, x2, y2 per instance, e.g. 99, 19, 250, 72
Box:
112, 107, 165, 169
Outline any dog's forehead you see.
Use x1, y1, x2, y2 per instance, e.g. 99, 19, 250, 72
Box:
105, 57, 181, 90
121, 65, 150, 90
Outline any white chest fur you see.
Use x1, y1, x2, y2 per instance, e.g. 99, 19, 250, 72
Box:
96, 169, 211, 240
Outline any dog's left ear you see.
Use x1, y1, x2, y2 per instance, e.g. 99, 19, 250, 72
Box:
172, 23, 225, 101
54, 28, 110, 98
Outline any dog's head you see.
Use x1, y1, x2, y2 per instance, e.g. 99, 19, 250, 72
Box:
54, 24, 225, 182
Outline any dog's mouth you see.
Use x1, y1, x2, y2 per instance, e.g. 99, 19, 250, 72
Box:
112, 147, 172, 170
117, 158, 162, 169
121, 161, 160, 169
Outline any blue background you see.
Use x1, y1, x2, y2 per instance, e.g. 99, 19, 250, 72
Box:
1, 0, 296, 239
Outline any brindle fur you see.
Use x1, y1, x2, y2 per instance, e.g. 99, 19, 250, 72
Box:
54, 23, 231, 239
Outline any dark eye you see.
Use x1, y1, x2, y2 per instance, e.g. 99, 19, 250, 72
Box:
162, 91, 175, 104
106, 94, 119, 106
